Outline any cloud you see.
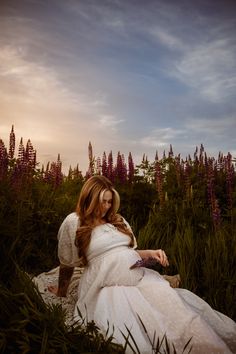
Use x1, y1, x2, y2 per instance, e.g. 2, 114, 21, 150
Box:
185, 116, 236, 136
140, 127, 185, 148
98, 115, 124, 130
1, 0, 236, 174
0, 45, 78, 106
148, 26, 187, 52
0, 45, 113, 171
169, 37, 236, 102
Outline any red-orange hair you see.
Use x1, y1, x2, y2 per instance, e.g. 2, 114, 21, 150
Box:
75, 175, 134, 265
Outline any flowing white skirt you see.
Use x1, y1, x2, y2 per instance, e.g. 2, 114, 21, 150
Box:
73, 246, 236, 354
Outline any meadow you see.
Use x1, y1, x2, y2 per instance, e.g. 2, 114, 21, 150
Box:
0, 126, 235, 353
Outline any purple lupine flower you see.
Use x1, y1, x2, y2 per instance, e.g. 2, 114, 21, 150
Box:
102, 152, 107, 177
155, 160, 164, 207
184, 159, 192, 199
217, 152, 224, 171
96, 156, 102, 175
43, 162, 52, 184
128, 151, 135, 183
206, 158, 215, 206
25, 140, 35, 165
107, 151, 114, 182
212, 198, 221, 228
44, 154, 63, 187
24, 139, 37, 174
175, 154, 181, 187
8, 125, 15, 159
197, 144, 205, 177
10, 137, 27, 189
199, 143, 204, 159
73, 164, 82, 180
206, 157, 221, 228
68, 166, 73, 180
195, 144, 204, 180
168, 144, 173, 158
194, 146, 198, 161
225, 152, 234, 210
86, 141, 95, 177
155, 150, 158, 162
121, 153, 127, 183
0, 139, 8, 180
115, 151, 124, 183
130, 257, 159, 269
88, 141, 93, 162
115, 152, 127, 184
55, 153, 63, 186
18, 137, 25, 163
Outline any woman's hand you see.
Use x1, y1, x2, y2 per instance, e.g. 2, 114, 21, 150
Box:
48, 285, 59, 295
136, 249, 169, 267
48, 285, 67, 297
149, 249, 169, 267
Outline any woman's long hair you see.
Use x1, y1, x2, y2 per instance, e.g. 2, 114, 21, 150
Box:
75, 175, 134, 265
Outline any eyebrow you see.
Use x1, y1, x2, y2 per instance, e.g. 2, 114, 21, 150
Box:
102, 195, 112, 200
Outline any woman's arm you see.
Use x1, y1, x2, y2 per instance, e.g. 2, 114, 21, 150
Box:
122, 216, 169, 267
48, 264, 74, 297
136, 249, 169, 267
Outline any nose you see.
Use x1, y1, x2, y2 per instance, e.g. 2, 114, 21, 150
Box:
103, 201, 110, 210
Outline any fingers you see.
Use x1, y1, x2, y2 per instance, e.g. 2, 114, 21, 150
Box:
48, 285, 58, 295
149, 249, 169, 267
158, 249, 169, 267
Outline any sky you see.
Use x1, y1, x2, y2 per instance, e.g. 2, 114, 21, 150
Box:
0, 0, 236, 174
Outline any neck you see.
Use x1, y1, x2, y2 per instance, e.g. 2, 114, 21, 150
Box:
93, 218, 106, 226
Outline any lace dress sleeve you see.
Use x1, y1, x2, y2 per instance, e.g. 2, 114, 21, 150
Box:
122, 217, 138, 249
57, 212, 81, 267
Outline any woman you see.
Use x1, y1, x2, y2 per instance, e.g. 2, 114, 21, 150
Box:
49, 176, 236, 353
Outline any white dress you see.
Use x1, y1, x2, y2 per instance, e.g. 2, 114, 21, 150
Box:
52, 213, 236, 353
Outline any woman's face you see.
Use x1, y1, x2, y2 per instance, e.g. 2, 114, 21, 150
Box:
101, 190, 113, 217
